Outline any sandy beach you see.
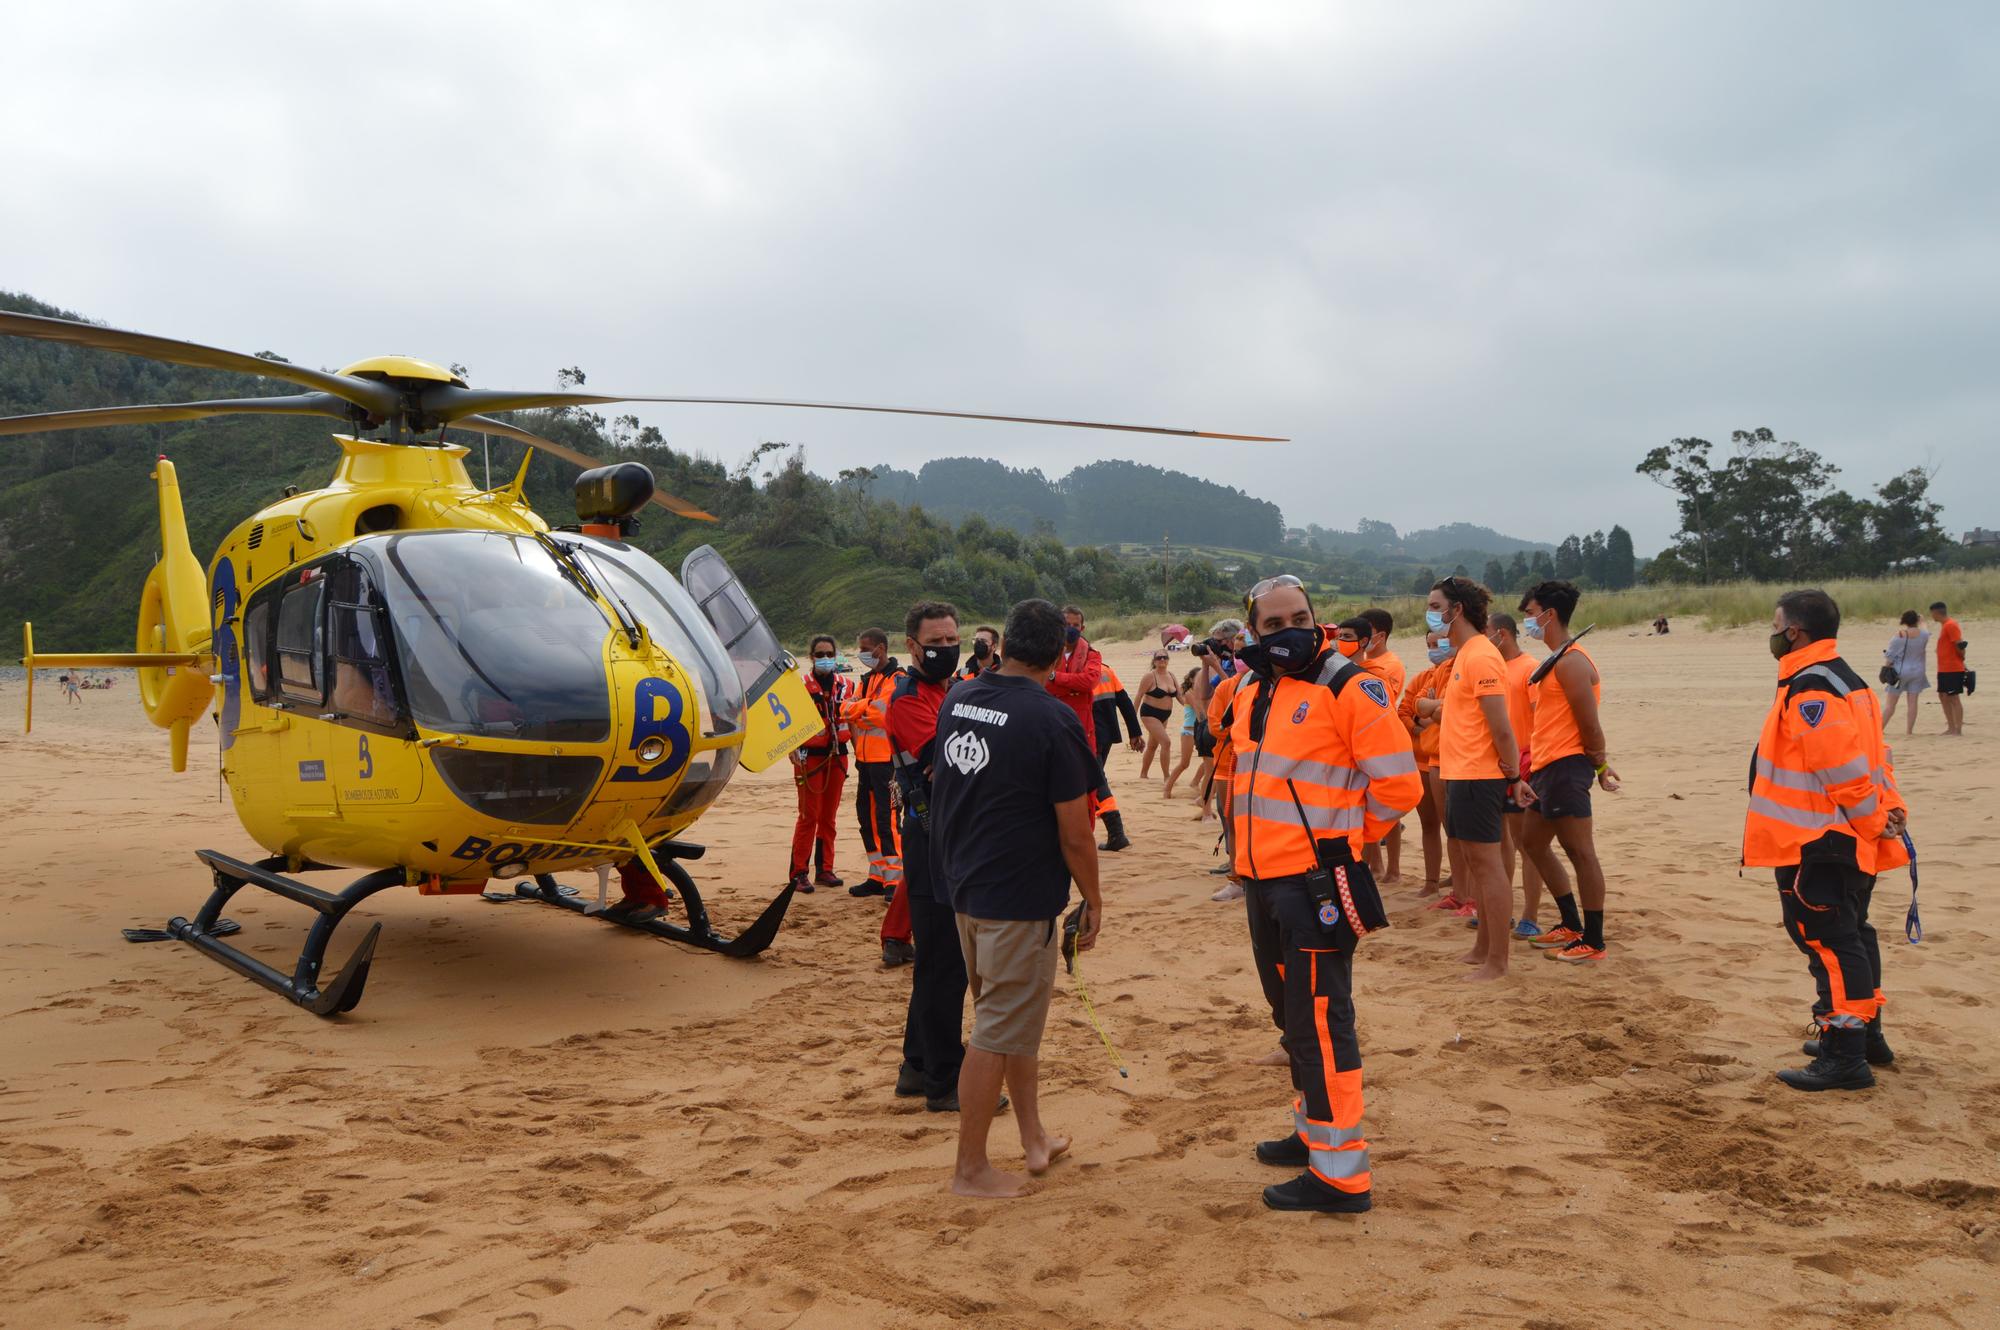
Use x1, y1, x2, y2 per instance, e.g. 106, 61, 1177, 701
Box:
1, 619, 1995, 1329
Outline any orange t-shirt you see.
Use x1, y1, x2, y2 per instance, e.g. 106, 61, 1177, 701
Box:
1439, 634, 1509, 780
1937, 618, 1965, 673
1361, 649, 1407, 704
1531, 644, 1599, 764
1502, 652, 1535, 767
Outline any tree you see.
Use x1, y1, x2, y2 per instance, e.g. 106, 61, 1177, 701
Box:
1554, 535, 1583, 580
1871, 467, 1948, 568
1506, 550, 1532, 590
1530, 550, 1555, 580
1637, 436, 1716, 582
1411, 566, 1437, 595
1482, 558, 1507, 591
1604, 525, 1636, 589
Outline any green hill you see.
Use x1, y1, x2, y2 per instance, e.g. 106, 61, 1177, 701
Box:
0, 291, 1239, 650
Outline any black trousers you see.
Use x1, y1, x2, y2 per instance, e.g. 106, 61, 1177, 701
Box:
855, 760, 898, 874
899, 820, 967, 1099
1777, 862, 1884, 1025
1242, 874, 1371, 1192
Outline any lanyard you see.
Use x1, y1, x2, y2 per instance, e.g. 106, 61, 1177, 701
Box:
1902, 830, 1922, 944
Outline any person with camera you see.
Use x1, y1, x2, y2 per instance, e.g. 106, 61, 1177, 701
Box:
1222, 575, 1421, 1213
1930, 601, 1969, 735
1748, 589, 1909, 1090
788, 634, 853, 893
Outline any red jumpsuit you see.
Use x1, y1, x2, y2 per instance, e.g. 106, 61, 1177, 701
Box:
790, 670, 852, 883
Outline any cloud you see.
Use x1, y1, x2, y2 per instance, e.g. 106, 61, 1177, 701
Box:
2, 0, 1994, 550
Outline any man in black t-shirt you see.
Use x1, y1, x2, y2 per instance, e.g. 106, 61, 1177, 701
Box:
931, 598, 1104, 1199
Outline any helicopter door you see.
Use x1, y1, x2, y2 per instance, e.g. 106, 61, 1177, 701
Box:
678, 545, 820, 772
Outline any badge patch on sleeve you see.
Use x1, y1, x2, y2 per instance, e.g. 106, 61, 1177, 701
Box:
1292, 702, 1310, 724
1359, 679, 1390, 708
1798, 699, 1826, 728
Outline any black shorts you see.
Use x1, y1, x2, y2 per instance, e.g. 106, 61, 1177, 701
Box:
1529, 753, 1595, 820
1194, 718, 1216, 758
1444, 778, 1507, 844
1939, 671, 1967, 696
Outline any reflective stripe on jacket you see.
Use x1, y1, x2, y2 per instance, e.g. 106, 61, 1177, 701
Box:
841, 667, 899, 763
1743, 639, 1908, 874
1227, 642, 1423, 878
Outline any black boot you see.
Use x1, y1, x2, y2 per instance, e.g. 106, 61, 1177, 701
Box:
1803, 1016, 1894, 1066
1255, 1135, 1308, 1167
1099, 811, 1131, 852
895, 1060, 926, 1098
1262, 1172, 1371, 1213
1778, 1024, 1875, 1092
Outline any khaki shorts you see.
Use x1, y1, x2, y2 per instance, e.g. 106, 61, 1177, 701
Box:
955, 914, 1062, 1057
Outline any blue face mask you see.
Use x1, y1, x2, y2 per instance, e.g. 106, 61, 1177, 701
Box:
812, 656, 838, 675
1521, 615, 1545, 641
1427, 643, 1453, 666
857, 652, 879, 671
1424, 609, 1447, 634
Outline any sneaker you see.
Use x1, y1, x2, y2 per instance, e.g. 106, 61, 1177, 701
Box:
1512, 919, 1543, 940
1211, 881, 1245, 903
1529, 926, 1582, 950
848, 879, 887, 898
894, 1061, 926, 1098
1255, 1136, 1309, 1167
789, 871, 813, 896
1261, 1173, 1372, 1213
814, 870, 844, 888
881, 939, 915, 967
1547, 941, 1606, 963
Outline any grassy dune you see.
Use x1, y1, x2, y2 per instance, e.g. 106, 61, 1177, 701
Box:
1084, 567, 2000, 643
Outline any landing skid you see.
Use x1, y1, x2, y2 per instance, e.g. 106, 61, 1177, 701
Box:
493, 845, 795, 958
123, 852, 402, 1017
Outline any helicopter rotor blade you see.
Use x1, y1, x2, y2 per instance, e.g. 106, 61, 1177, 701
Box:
422, 386, 1287, 442
449, 414, 719, 521
0, 311, 400, 419
0, 393, 357, 438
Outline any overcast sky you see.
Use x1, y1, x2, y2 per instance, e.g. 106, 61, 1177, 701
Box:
3, 1, 1994, 551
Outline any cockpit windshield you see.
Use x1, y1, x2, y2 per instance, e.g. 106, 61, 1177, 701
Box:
365, 531, 613, 742
570, 540, 746, 737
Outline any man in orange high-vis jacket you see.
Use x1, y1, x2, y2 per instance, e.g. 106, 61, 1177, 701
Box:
841, 628, 906, 911
1747, 589, 1910, 1091
1224, 577, 1421, 1213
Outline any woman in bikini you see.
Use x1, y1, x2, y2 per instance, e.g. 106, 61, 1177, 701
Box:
1135, 651, 1181, 786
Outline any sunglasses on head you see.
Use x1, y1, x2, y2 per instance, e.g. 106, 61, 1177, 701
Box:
1244, 573, 1305, 612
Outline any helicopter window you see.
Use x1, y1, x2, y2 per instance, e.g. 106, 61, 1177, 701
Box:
327, 562, 406, 732
681, 545, 787, 704
373, 531, 613, 744
570, 545, 745, 737
275, 576, 326, 700
243, 599, 273, 697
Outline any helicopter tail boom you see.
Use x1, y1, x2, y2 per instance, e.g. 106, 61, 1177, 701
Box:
20, 622, 206, 733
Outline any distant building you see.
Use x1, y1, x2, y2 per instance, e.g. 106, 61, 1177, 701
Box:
1965, 528, 2000, 548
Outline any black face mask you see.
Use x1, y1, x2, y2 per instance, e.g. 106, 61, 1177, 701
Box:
1065, 626, 1082, 644
1247, 626, 1321, 677
972, 639, 992, 661
919, 643, 962, 682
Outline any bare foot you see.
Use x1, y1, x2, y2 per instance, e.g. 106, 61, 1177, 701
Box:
1254, 1045, 1289, 1066
1416, 881, 1441, 898
1383, 871, 1403, 884
1461, 962, 1508, 983
1459, 948, 1482, 965
1024, 1131, 1071, 1174
951, 1163, 1029, 1198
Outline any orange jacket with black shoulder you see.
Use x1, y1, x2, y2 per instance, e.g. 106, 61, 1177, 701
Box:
840, 666, 899, 763
1397, 660, 1444, 770
1226, 645, 1422, 879
1743, 639, 1909, 875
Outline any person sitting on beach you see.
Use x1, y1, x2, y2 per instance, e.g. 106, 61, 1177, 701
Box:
930, 598, 1103, 1198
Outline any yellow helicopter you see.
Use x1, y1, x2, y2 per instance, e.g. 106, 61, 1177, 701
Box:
3, 310, 1280, 1016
